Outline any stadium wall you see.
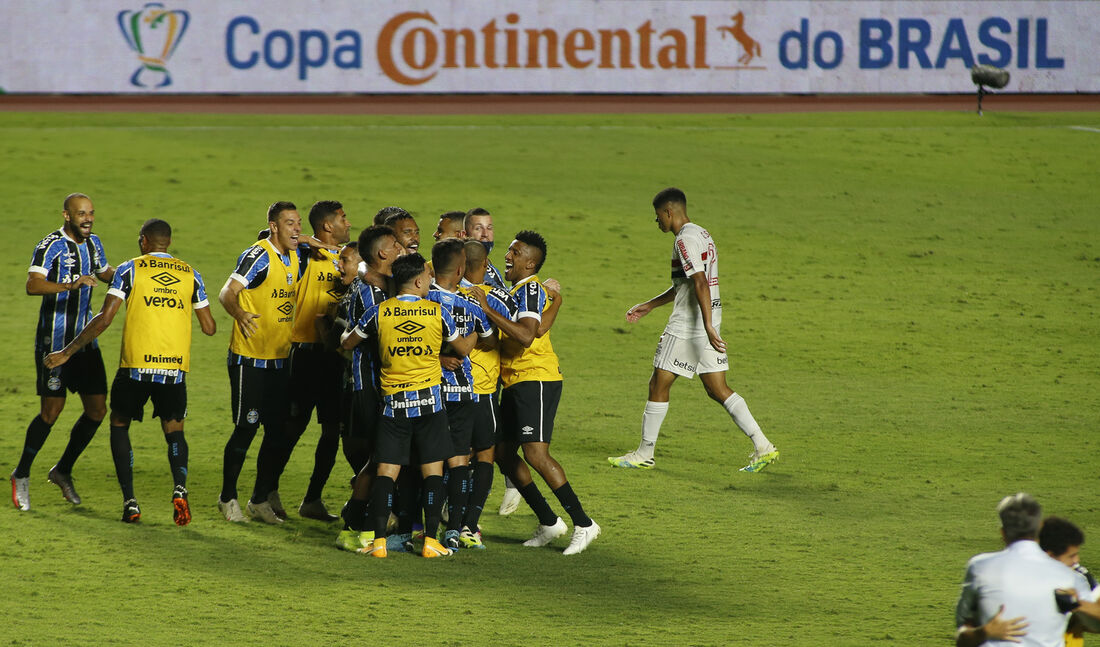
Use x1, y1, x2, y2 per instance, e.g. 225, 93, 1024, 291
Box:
1, 1, 1097, 94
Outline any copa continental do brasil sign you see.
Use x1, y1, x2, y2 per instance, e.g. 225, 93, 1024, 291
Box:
0, 0, 1094, 93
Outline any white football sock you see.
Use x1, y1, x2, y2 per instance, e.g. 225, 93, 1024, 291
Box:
723, 393, 772, 453
636, 401, 669, 460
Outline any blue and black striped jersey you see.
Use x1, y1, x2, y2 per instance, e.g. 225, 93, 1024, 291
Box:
343, 277, 387, 393
428, 284, 492, 402
484, 260, 506, 291
29, 229, 109, 353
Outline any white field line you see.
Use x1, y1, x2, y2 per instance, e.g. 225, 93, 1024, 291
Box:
1068, 125, 1100, 133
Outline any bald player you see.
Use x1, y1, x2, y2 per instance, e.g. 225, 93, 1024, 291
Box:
13, 193, 115, 512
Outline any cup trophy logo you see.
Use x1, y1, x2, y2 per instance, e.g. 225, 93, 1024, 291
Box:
117, 3, 190, 88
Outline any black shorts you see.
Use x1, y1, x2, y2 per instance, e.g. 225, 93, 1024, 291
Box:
109, 369, 187, 422
288, 343, 344, 425
228, 362, 290, 430
469, 395, 499, 452
501, 381, 562, 444
36, 346, 107, 397
444, 400, 477, 457
375, 410, 452, 466
342, 387, 380, 445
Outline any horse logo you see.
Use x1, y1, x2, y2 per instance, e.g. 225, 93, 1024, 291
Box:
716, 11, 761, 66
117, 3, 190, 88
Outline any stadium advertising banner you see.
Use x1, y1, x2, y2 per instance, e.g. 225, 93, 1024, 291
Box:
1, 1, 1096, 94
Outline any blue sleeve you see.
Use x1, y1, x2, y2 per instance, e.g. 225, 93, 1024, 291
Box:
91, 235, 109, 273
232, 246, 270, 289
109, 260, 135, 297
29, 236, 62, 275
192, 268, 209, 304
356, 304, 379, 336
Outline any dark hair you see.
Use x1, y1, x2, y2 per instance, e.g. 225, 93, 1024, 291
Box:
439, 210, 466, 228
384, 211, 415, 228
343, 241, 358, 251
63, 192, 90, 212
140, 218, 172, 241
1039, 516, 1085, 558
515, 229, 547, 272
652, 187, 687, 211
268, 201, 297, 223
463, 239, 487, 271
431, 238, 465, 275
375, 206, 409, 226
463, 207, 491, 231
357, 225, 395, 260
391, 253, 426, 292
308, 200, 343, 232
998, 493, 1042, 543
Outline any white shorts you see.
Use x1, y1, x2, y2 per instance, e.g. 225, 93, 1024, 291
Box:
652, 332, 728, 378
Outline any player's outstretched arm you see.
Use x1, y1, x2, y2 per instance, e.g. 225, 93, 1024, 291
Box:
690, 273, 726, 353
27, 271, 97, 296
626, 286, 675, 323
44, 294, 122, 368
218, 279, 260, 339
195, 305, 217, 336
956, 606, 1028, 646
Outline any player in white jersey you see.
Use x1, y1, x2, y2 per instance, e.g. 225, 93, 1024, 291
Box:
609, 187, 778, 473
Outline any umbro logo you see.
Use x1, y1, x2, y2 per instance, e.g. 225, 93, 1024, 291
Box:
150, 271, 180, 287
521, 426, 535, 434
325, 288, 341, 301
394, 320, 425, 335
276, 302, 294, 316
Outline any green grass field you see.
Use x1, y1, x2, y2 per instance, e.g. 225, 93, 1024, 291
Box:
1, 109, 1098, 646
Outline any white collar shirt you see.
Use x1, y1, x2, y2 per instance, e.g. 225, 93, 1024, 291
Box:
955, 539, 1095, 647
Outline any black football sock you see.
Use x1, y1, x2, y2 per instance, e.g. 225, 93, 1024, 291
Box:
518, 481, 559, 527
462, 461, 495, 531
55, 414, 102, 474
271, 419, 307, 493
220, 425, 256, 502
342, 496, 368, 532
109, 425, 135, 501
422, 474, 445, 539
15, 415, 54, 478
552, 481, 592, 527
369, 476, 395, 537
304, 423, 340, 502
164, 431, 188, 489
445, 465, 471, 532
394, 468, 422, 534
250, 424, 284, 503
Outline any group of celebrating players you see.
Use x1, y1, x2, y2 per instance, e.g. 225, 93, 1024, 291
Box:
12, 188, 779, 560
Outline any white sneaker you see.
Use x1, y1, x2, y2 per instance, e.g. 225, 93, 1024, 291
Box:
267, 490, 287, 520
499, 487, 522, 516
562, 520, 601, 555
247, 499, 285, 524
607, 451, 655, 469
10, 470, 30, 511
522, 517, 568, 547
218, 498, 250, 523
